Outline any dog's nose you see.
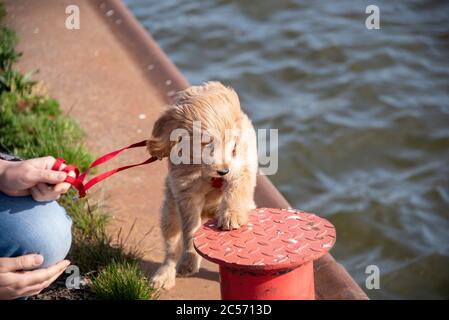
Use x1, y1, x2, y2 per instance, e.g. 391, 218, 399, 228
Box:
216, 168, 229, 176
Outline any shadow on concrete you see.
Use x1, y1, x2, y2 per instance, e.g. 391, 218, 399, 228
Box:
140, 259, 220, 283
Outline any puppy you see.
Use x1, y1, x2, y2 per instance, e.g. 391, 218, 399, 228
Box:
147, 81, 258, 290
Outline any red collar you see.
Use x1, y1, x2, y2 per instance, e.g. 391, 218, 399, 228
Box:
210, 177, 224, 189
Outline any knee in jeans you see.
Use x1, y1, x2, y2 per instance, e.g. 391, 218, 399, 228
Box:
16, 201, 73, 268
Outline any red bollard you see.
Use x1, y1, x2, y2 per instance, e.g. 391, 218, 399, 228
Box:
194, 208, 336, 300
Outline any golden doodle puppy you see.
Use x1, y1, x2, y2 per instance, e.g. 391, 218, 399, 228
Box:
147, 81, 258, 289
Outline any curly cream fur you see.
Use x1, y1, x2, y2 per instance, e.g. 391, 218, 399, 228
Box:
147, 82, 258, 290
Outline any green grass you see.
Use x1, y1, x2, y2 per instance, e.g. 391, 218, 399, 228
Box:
92, 261, 156, 300
0, 2, 154, 300
0, 90, 94, 169
0, 24, 21, 72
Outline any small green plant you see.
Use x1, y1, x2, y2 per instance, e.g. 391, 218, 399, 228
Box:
0, 24, 21, 72
68, 205, 144, 273
92, 261, 156, 300
0, 69, 35, 94
0, 92, 94, 170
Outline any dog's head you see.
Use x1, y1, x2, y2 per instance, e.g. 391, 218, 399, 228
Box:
147, 81, 247, 179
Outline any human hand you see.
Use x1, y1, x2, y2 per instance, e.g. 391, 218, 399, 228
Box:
0, 254, 70, 300
0, 156, 76, 201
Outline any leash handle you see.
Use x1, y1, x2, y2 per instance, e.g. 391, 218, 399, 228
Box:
52, 140, 158, 198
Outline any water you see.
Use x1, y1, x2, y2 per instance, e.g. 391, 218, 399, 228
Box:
124, 0, 449, 299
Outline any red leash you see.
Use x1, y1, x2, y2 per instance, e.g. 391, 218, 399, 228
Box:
52, 140, 158, 198
52, 139, 224, 199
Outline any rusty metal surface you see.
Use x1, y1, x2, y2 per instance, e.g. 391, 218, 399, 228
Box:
194, 208, 336, 271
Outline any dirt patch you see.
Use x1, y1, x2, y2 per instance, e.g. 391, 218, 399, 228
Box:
30, 274, 95, 300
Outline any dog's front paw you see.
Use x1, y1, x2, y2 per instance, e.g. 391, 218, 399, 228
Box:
217, 210, 248, 230
150, 265, 176, 290
177, 252, 201, 276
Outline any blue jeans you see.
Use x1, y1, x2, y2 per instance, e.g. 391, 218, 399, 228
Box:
0, 193, 72, 268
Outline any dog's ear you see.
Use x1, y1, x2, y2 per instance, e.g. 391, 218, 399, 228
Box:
147, 109, 178, 159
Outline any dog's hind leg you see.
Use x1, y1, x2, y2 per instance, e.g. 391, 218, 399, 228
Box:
150, 192, 181, 290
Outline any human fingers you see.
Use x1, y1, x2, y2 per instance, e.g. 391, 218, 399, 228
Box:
14, 260, 70, 288
24, 166, 66, 186
30, 184, 60, 202
14, 264, 68, 299
37, 182, 61, 200
53, 169, 75, 194
0, 255, 44, 273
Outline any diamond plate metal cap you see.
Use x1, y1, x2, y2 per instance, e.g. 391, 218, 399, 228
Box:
194, 208, 336, 271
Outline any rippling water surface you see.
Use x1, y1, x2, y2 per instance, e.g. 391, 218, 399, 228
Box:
124, 0, 449, 299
